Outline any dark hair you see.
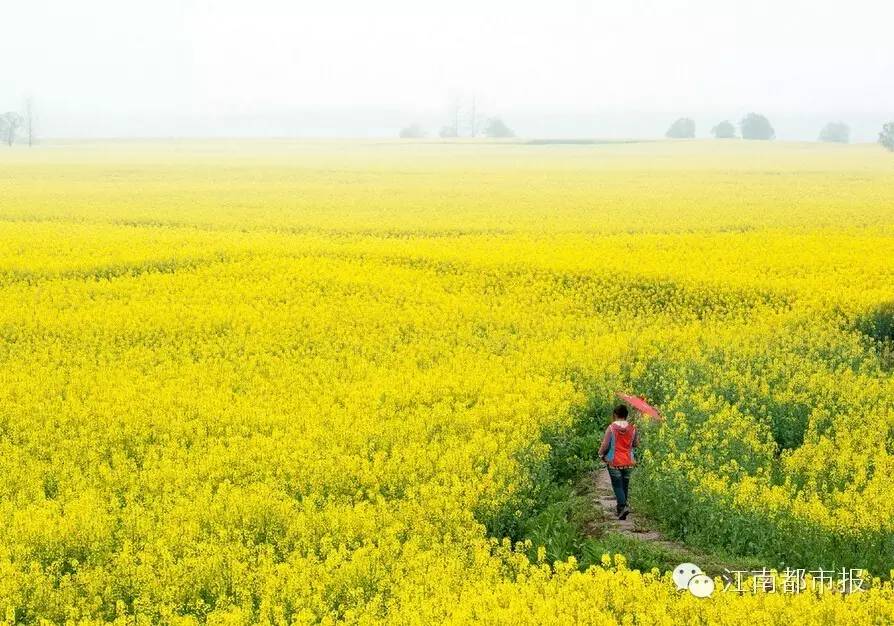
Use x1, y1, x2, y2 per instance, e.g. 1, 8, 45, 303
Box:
613, 404, 629, 419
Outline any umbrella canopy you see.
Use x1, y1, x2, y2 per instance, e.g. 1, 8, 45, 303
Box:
615, 392, 664, 421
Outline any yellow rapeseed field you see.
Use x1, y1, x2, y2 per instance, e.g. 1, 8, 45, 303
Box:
1, 140, 893, 624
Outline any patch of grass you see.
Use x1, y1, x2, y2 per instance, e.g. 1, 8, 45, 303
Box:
584, 532, 686, 573
856, 302, 894, 370
520, 482, 601, 567
583, 532, 765, 577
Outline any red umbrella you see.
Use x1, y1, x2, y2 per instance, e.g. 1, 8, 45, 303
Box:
615, 392, 664, 421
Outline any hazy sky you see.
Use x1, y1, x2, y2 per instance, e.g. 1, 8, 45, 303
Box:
2, 0, 892, 139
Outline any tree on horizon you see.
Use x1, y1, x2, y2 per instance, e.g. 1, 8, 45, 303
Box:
666, 118, 696, 139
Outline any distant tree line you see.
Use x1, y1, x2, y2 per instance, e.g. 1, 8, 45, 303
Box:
668, 113, 776, 140
399, 92, 515, 140
404, 111, 894, 146
665, 114, 893, 150
400, 116, 515, 140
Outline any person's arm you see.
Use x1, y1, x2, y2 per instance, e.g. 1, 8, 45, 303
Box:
633, 427, 640, 448
598, 427, 612, 459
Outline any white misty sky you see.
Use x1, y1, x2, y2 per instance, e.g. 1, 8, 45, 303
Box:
2, 0, 892, 137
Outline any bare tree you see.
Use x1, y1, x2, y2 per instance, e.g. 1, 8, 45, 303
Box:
443, 93, 461, 138
468, 95, 477, 137
0, 112, 24, 146
442, 92, 484, 138
24, 98, 35, 147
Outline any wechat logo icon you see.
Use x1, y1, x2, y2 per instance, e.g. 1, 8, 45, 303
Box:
674, 562, 715, 598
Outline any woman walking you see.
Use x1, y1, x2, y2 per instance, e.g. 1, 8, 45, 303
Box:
599, 404, 640, 519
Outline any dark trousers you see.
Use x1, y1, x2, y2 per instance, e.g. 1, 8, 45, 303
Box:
607, 466, 633, 510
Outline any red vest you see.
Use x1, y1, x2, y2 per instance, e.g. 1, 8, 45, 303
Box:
606, 422, 637, 467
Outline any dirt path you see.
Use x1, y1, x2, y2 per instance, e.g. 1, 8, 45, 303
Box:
580, 466, 757, 577
585, 466, 696, 553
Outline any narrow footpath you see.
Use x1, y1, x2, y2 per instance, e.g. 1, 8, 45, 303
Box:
587, 466, 752, 570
